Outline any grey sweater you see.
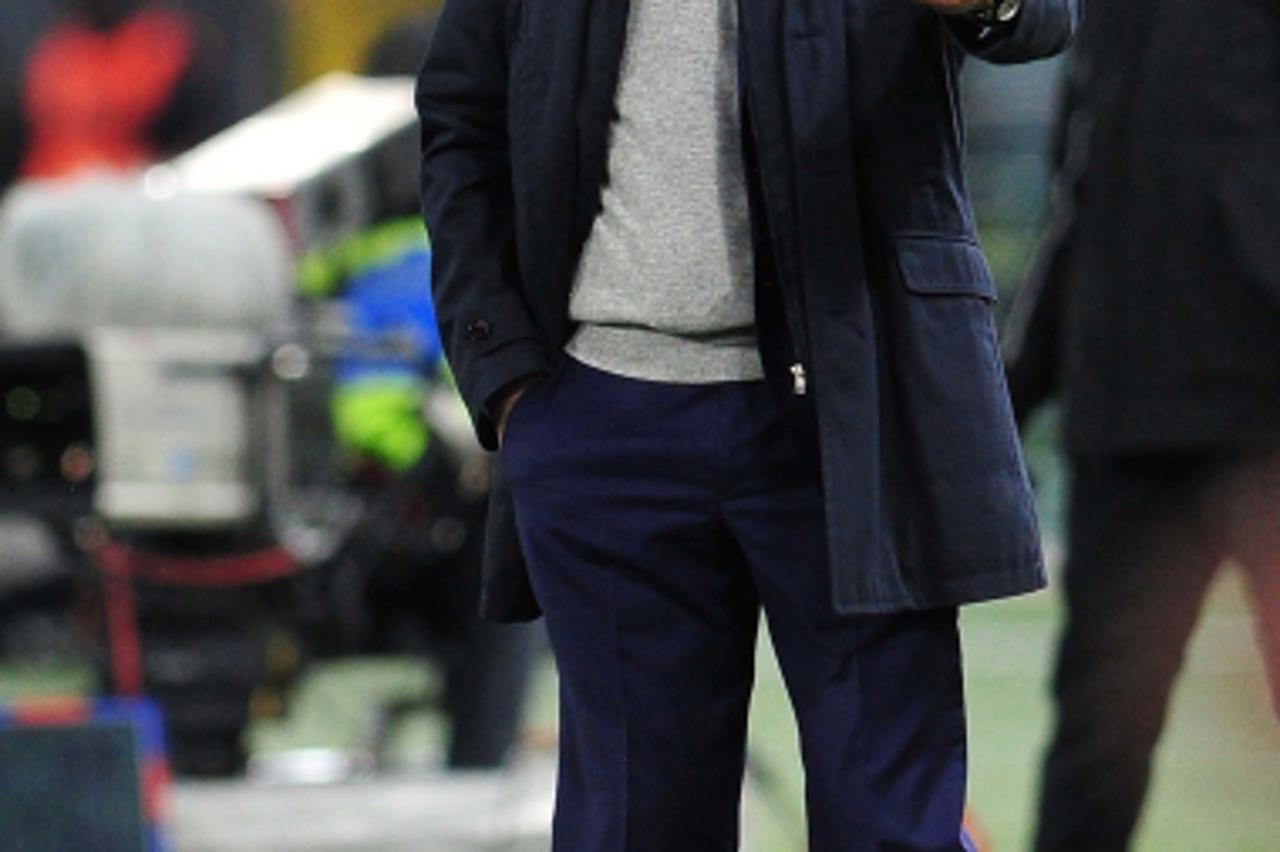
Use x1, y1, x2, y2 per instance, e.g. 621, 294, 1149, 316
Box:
566, 0, 763, 383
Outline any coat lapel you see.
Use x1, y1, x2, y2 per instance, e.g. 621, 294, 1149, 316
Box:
744, 0, 897, 606
572, 0, 632, 251
509, 0, 603, 348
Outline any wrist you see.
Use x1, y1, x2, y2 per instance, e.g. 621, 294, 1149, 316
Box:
492, 375, 541, 440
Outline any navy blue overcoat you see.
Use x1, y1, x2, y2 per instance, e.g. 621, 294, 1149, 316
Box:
417, 0, 1081, 621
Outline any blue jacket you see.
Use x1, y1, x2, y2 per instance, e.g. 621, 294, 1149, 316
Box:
418, 0, 1081, 621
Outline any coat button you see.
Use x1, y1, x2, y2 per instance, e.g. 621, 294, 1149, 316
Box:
464, 319, 492, 341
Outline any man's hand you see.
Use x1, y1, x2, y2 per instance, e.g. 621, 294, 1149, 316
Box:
914, 0, 994, 14
495, 376, 541, 447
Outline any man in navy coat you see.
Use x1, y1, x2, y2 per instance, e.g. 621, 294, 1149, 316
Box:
418, 0, 1078, 848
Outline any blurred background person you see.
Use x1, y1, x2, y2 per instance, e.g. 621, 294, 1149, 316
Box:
1004, 1, 1280, 849
16, 0, 232, 181
0, 0, 283, 189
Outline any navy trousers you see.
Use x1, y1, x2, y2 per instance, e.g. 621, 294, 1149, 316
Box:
502, 357, 970, 851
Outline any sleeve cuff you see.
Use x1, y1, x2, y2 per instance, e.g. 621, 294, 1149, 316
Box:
460, 337, 551, 451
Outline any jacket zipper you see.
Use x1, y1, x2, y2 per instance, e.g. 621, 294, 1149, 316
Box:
739, 38, 811, 397
790, 362, 807, 396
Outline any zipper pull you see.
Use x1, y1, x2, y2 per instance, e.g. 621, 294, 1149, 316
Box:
790, 362, 807, 396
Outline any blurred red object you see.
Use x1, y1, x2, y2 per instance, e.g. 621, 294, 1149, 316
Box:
21, 7, 193, 179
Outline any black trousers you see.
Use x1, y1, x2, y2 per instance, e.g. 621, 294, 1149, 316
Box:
502, 357, 972, 852
1034, 452, 1280, 851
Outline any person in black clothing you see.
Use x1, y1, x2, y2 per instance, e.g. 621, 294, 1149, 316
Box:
1004, 2, 1280, 848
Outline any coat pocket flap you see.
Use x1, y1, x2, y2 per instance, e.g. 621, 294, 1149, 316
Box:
894, 235, 997, 301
